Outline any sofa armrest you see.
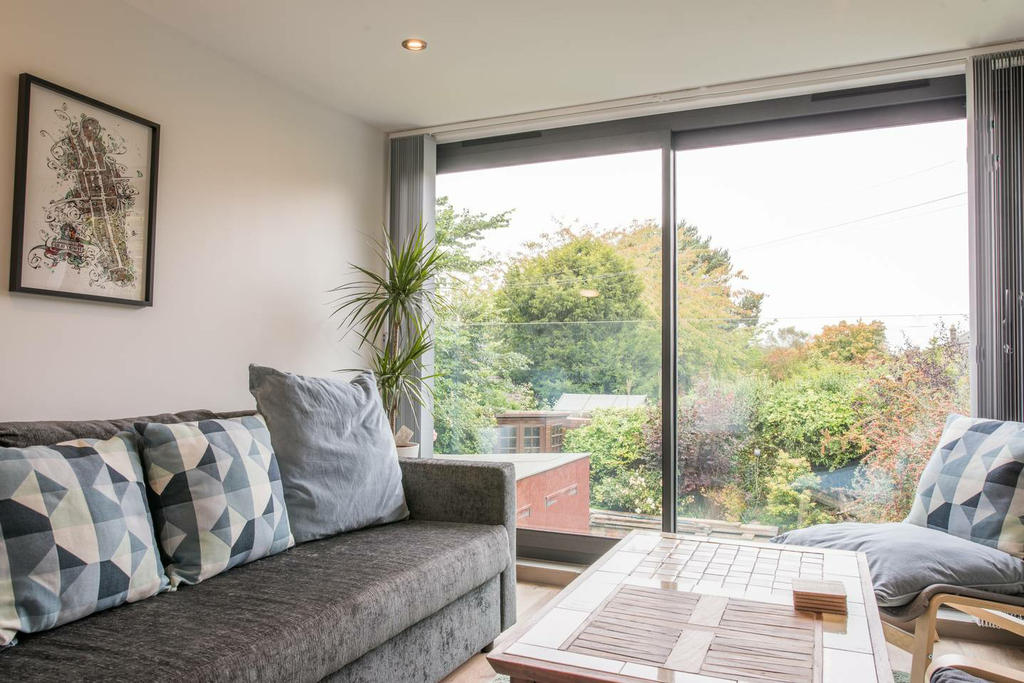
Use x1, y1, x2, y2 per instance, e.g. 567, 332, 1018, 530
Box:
399, 458, 516, 631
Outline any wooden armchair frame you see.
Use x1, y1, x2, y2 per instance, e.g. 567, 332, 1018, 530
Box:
882, 593, 1024, 683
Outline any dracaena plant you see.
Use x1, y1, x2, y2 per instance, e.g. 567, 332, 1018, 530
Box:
330, 222, 447, 435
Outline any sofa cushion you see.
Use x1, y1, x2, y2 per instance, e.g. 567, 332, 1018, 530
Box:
136, 416, 294, 586
0, 410, 255, 449
0, 520, 510, 681
249, 365, 408, 543
773, 522, 1024, 607
0, 433, 169, 647
906, 413, 1024, 557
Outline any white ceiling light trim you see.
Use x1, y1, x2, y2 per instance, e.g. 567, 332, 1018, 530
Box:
392, 39, 1024, 143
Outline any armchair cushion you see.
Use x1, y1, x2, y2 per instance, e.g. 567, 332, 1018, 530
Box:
906, 414, 1024, 557
930, 668, 990, 683
773, 522, 1024, 607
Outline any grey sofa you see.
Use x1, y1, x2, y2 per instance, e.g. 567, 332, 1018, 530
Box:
0, 410, 516, 682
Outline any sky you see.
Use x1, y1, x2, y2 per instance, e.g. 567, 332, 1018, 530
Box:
436, 119, 968, 348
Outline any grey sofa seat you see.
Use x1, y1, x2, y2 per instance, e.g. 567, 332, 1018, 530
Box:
0, 519, 510, 682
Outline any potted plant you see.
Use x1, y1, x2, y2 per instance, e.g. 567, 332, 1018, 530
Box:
330, 222, 446, 457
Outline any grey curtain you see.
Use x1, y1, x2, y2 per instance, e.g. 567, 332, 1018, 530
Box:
389, 135, 437, 456
971, 50, 1024, 420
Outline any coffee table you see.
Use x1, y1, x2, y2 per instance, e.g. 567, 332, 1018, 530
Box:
488, 530, 893, 682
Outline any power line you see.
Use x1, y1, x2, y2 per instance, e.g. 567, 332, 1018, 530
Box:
753, 312, 967, 321
734, 200, 963, 251
443, 319, 654, 327
441, 196, 966, 292
441, 312, 967, 328
732, 192, 966, 252
860, 159, 959, 190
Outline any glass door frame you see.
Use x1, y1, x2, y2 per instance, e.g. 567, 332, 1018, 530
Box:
659, 133, 678, 532
435, 75, 968, 561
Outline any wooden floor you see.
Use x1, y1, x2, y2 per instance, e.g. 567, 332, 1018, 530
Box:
444, 581, 1024, 682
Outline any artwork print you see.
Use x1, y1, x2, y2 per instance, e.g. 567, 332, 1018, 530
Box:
10, 74, 158, 305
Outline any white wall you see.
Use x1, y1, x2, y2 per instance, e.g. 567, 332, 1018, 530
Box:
0, 0, 385, 421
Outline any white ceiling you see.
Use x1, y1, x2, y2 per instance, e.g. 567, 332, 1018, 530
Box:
124, 0, 1024, 132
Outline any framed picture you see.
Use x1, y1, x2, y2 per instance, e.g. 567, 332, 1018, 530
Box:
10, 73, 159, 306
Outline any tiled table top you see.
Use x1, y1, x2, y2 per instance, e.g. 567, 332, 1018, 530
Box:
489, 530, 893, 683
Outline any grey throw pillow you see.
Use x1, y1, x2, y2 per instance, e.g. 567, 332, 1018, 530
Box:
773, 522, 1024, 607
249, 365, 408, 543
905, 414, 1024, 557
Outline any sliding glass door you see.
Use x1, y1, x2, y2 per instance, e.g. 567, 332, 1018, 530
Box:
433, 150, 663, 537
432, 76, 970, 553
673, 120, 969, 537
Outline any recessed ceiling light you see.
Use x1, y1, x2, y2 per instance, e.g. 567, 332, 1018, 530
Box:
401, 38, 427, 52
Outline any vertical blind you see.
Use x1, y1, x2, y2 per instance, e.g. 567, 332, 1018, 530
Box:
973, 50, 1024, 421
389, 135, 437, 455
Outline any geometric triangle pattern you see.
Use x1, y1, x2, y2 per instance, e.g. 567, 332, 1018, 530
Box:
135, 415, 293, 587
0, 432, 169, 646
905, 413, 1024, 558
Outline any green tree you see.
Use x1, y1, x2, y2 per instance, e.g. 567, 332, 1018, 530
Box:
434, 196, 512, 274
611, 220, 763, 388
434, 284, 534, 453
500, 230, 660, 404
433, 199, 531, 453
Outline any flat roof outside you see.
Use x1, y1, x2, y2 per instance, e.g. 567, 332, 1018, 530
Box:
552, 393, 648, 412
433, 452, 589, 481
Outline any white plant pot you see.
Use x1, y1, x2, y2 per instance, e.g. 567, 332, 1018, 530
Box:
396, 443, 420, 458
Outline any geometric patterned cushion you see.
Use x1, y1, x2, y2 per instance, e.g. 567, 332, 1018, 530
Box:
0, 432, 169, 646
905, 413, 1024, 557
135, 415, 293, 587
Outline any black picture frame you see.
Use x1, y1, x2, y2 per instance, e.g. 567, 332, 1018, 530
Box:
10, 73, 159, 306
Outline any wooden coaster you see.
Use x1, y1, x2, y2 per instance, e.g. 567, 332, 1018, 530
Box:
792, 578, 847, 614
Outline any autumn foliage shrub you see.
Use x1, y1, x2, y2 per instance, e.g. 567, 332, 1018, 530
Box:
849, 328, 970, 521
